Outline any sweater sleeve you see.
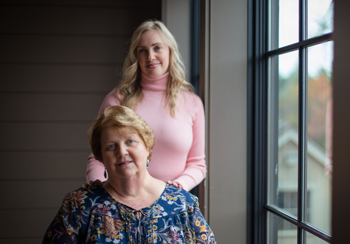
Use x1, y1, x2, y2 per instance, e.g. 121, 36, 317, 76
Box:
174, 95, 207, 191
86, 91, 120, 183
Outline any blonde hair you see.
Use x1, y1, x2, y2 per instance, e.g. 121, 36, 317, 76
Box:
116, 19, 194, 116
87, 106, 155, 162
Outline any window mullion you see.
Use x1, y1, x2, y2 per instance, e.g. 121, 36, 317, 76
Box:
298, 0, 308, 243
298, 45, 307, 244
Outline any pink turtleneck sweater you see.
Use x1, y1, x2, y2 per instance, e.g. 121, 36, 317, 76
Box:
86, 72, 206, 191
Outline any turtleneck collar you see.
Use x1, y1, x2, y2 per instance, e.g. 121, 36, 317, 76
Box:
140, 71, 169, 92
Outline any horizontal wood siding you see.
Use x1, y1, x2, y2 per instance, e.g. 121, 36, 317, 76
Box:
0, 0, 161, 241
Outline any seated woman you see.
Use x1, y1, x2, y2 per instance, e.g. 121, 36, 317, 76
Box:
42, 105, 216, 244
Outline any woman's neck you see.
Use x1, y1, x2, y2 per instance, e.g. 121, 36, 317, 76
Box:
106, 173, 150, 198
140, 71, 169, 92
103, 175, 165, 210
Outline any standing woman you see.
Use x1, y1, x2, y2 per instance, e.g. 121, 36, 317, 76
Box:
86, 19, 206, 191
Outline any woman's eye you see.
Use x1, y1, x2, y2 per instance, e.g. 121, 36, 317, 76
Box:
155, 46, 161, 51
138, 49, 145, 53
107, 144, 115, 150
127, 140, 135, 144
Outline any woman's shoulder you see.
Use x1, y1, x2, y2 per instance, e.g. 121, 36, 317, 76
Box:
178, 90, 204, 116
98, 90, 122, 114
159, 184, 199, 210
62, 181, 106, 207
103, 89, 121, 104
180, 90, 203, 105
179, 89, 200, 100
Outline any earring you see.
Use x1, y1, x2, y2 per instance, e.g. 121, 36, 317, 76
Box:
146, 158, 150, 168
104, 168, 107, 178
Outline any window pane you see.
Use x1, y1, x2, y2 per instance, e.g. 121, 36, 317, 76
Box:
268, 51, 299, 215
267, 212, 298, 244
306, 232, 329, 244
308, 0, 334, 39
306, 41, 333, 234
269, 0, 299, 50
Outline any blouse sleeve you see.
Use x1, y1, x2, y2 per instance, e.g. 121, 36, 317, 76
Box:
191, 200, 216, 243
42, 192, 85, 244
86, 91, 120, 183
174, 95, 207, 191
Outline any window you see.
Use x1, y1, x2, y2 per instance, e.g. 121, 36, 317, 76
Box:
248, 0, 333, 243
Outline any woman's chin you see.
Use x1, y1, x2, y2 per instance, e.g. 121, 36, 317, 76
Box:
110, 167, 139, 179
143, 69, 166, 79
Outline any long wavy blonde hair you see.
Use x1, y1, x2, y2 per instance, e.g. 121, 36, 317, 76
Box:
116, 19, 194, 117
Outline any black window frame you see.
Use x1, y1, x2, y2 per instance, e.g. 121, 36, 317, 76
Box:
247, 0, 333, 243
189, 0, 201, 198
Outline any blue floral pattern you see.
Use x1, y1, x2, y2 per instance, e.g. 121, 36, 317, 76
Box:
43, 181, 216, 243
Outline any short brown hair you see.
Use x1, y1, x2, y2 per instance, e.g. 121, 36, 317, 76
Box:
87, 106, 155, 162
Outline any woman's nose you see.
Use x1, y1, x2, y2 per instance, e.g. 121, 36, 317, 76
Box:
147, 50, 155, 61
117, 144, 128, 156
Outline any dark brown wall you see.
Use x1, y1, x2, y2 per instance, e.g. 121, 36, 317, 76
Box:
0, 1, 161, 242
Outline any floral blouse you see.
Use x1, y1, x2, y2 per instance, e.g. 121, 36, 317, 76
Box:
43, 181, 216, 243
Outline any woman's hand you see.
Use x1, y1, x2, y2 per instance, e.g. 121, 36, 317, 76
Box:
166, 181, 183, 189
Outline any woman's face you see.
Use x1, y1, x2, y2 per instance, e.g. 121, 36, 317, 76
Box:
136, 29, 170, 79
101, 126, 149, 180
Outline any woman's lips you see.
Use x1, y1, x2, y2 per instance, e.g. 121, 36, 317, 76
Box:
118, 161, 132, 166
147, 63, 160, 69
